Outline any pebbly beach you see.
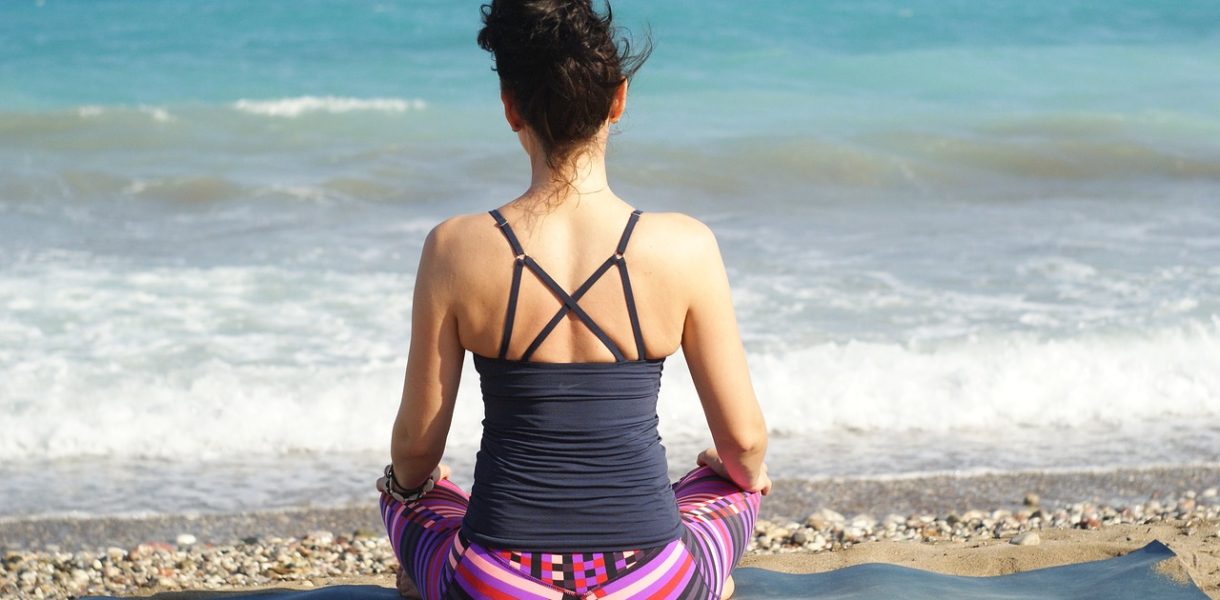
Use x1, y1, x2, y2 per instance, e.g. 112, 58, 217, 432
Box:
3, 468, 1218, 598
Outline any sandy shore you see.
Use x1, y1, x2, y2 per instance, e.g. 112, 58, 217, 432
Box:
740, 522, 1219, 597
117, 522, 1219, 599
2, 469, 1218, 598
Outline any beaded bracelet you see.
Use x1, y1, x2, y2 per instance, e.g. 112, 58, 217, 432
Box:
382, 464, 435, 504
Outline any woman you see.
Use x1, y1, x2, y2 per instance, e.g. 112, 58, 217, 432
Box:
377, 1, 770, 598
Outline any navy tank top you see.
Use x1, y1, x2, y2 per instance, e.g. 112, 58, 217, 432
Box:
461, 209, 683, 552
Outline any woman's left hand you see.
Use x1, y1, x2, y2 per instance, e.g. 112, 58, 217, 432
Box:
377, 463, 452, 495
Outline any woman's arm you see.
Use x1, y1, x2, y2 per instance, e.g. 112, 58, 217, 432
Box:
678, 219, 770, 493
389, 222, 466, 489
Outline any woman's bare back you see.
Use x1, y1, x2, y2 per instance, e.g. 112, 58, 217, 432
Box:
429, 197, 714, 364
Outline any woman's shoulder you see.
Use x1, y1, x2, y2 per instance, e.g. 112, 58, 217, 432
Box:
419, 211, 500, 258
633, 210, 723, 261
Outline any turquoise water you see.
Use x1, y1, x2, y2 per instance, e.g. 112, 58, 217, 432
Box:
2, 0, 1219, 518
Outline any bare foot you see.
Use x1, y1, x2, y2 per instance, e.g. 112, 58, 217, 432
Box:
721, 574, 735, 599
396, 566, 422, 599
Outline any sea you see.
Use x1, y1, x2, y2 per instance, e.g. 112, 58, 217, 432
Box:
2, 0, 1219, 523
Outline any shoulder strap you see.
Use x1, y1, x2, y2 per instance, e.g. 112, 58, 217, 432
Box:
614, 210, 647, 360
616, 209, 642, 257
489, 209, 525, 256
488, 210, 525, 359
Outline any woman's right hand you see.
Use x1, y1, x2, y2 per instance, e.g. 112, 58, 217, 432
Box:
697, 448, 771, 496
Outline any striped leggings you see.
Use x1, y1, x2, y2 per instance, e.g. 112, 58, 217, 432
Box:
379, 466, 761, 600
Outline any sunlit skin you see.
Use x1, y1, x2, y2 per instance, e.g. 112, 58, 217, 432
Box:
382, 80, 769, 599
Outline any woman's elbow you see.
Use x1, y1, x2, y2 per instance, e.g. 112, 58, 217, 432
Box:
719, 428, 768, 458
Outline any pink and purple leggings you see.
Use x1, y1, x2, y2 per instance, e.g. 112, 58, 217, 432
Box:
379, 466, 761, 599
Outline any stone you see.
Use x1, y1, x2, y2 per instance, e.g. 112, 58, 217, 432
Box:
842, 526, 866, 543
1010, 532, 1041, 546
1023, 493, 1040, 507
176, 533, 197, 547
850, 515, 877, 530
306, 530, 335, 545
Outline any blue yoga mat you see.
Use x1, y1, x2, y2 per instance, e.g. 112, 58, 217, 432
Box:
86, 541, 1205, 599
731, 541, 1206, 600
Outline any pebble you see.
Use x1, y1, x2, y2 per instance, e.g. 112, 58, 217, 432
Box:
306, 530, 335, 545
1010, 532, 1041, 546
175, 533, 197, 547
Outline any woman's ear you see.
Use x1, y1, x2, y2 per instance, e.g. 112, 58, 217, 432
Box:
501, 89, 525, 132
608, 79, 628, 124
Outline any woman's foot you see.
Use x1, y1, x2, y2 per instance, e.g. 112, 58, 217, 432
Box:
721, 574, 735, 599
396, 566, 422, 599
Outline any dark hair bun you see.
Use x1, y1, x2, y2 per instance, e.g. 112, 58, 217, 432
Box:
478, 0, 651, 167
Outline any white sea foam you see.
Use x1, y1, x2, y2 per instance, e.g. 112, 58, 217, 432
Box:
230, 96, 427, 118
138, 105, 174, 123
657, 325, 1220, 442
1, 251, 1217, 462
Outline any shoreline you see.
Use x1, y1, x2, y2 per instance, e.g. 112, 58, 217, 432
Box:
1, 468, 1217, 598
2, 466, 1216, 553
2, 495, 1216, 599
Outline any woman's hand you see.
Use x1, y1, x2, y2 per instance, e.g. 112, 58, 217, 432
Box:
377, 463, 452, 495
434, 463, 451, 481
698, 448, 771, 496
396, 566, 422, 599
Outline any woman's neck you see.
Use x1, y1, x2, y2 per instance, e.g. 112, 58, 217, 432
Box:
523, 142, 611, 204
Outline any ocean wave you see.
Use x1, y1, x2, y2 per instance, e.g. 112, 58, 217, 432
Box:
230, 96, 427, 117
2, 306, 1217, 461
737, 323, 1220, 435
3, 104, 1218, 184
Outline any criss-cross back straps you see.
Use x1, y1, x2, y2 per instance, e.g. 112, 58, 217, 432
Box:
488, 209, 647, 362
